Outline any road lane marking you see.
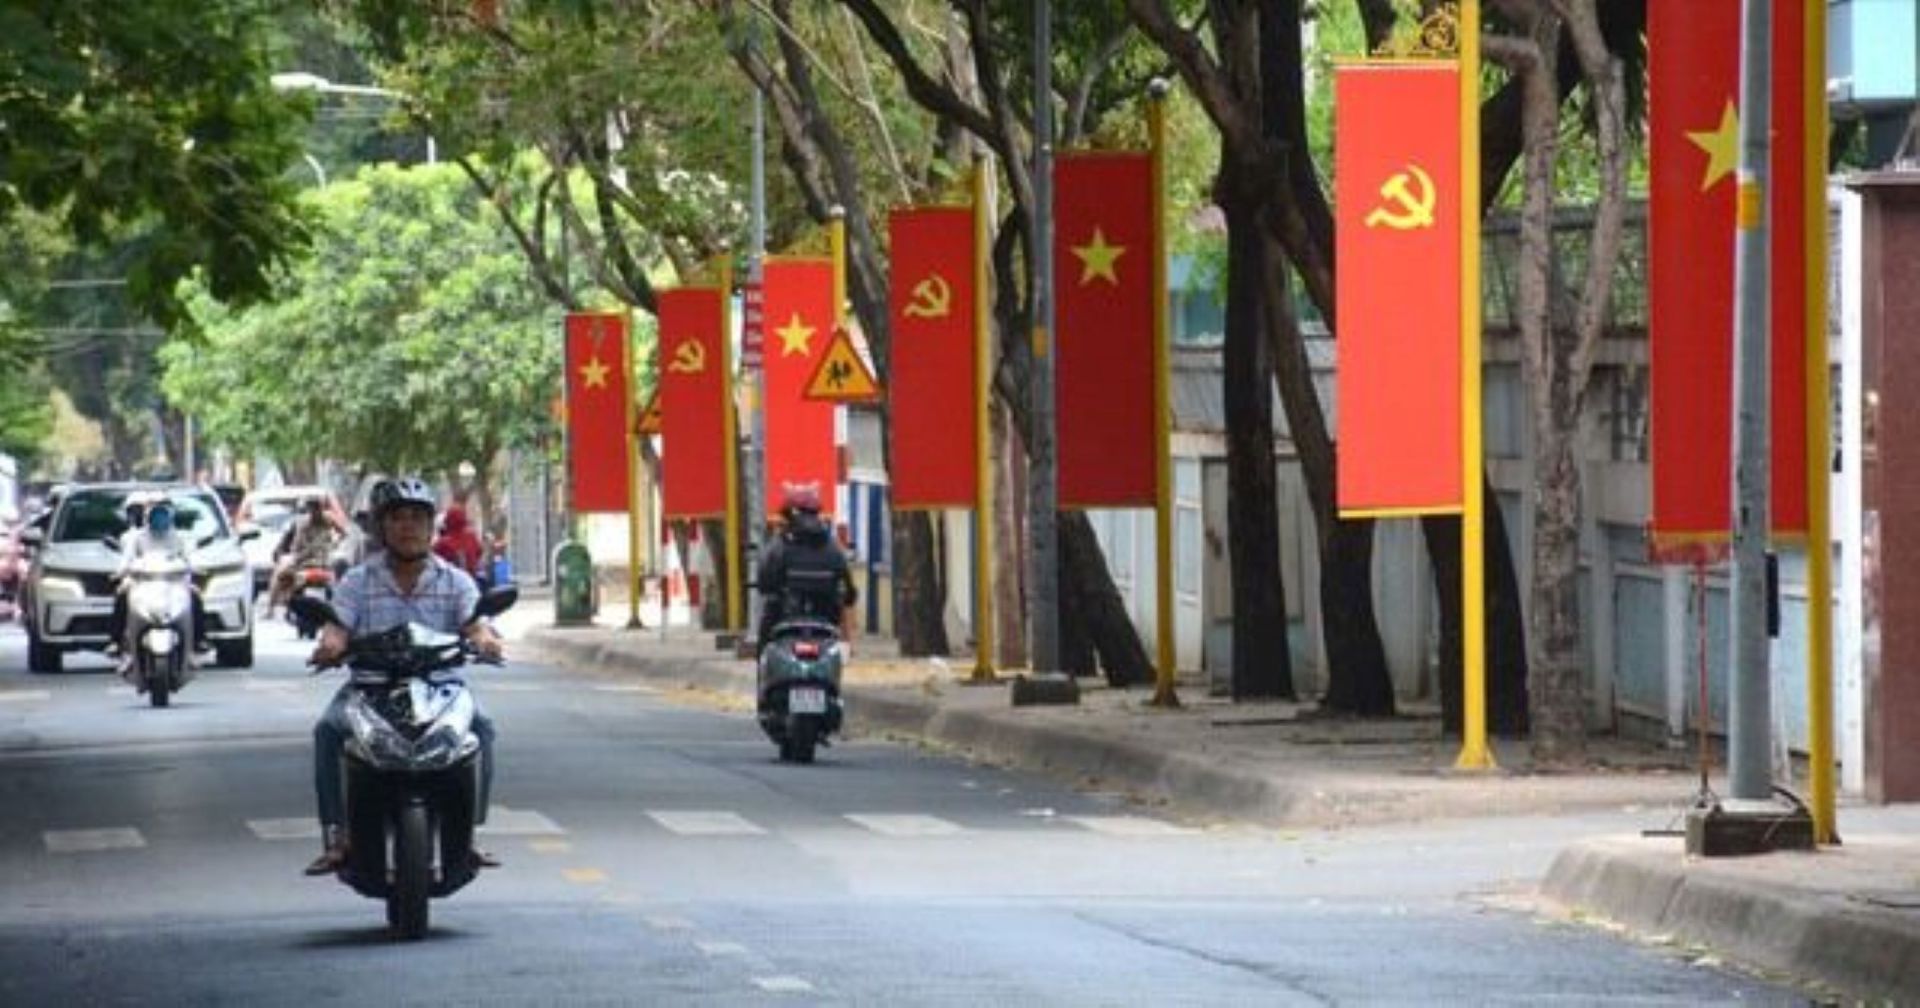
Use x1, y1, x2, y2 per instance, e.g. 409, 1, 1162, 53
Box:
241, 680, 298, 692
844, 814, 964, 837
591, 684, 657, 694
696, 941, 749, 957
563, 868, 607, 884
1064, 816, 1197, 837
528, 839, 573, 854
45, 828, 145, 853
477, 806, 566, 836
247, 818, 321, 840
647, 810, 764, 836
752, 977, 815, 993
0, 690, 51, 703
646, 915, 695, 931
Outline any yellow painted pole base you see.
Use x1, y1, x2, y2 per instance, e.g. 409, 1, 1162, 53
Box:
1453, 743, 1499, 772
1148, 684, 1182, 709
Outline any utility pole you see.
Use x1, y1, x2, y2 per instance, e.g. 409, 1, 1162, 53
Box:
1027, 0, 1060, 677
1727, 0, 1773, 805
745, 82, 768, 646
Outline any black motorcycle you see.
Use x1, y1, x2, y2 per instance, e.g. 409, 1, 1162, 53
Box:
290, 586, 515, 940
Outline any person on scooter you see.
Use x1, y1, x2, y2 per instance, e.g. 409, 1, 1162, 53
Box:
304, 477, 504, 876
267, 498, 341, 618
755, 482, 856, 653
107, 495, 208, 674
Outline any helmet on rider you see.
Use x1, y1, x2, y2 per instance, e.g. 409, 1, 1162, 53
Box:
122, 490, 162, 530
368, 477, 437, 560
779, 482, 821, 519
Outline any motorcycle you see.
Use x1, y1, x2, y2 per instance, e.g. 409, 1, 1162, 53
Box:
755, 618, 844, 764
119, 552, 198, 708
289, 586, 516, 941
288, 566, 335, 640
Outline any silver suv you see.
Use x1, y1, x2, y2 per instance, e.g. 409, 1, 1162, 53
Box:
21, 484, 258, 672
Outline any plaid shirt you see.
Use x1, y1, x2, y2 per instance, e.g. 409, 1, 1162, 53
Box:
332, 551, 479, 637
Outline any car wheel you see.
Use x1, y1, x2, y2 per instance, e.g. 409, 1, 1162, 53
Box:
215, 635, 254, 669
27, 625, 61, 674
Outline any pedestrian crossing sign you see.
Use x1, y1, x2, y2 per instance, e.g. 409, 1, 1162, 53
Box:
803, 325, 881, 403
635, 393, 662, 435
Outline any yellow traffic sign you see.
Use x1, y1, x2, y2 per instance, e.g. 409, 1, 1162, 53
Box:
635, 393, 662, 435
803, 326, 881, 403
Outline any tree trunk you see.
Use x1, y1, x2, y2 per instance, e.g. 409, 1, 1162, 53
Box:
1061, 510, 1151, 686
1219, 166, 1294, 701
1529, 395, 1588, 763
698, 517, 730, 631
992, 394, 1028, 668
1319, 518, 1395, 714
1424, 479, 1532, 737
891, 509, 950, 655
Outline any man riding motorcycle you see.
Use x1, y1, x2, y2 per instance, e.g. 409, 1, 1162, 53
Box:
305, 477, 503, 876
107, 495, 208, 675
755, 483, 856, 653
268, 498, 341, 618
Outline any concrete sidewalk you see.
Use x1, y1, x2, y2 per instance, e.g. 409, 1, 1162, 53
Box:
517, 620, 1920, 999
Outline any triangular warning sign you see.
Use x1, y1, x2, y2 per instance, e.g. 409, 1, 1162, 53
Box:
635, 393, 662, 435
803, 326, 882, 403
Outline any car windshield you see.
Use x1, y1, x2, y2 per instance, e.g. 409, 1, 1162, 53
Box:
53, 490, 231, 544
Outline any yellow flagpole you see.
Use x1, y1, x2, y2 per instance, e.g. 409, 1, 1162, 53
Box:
719, 255, 743, 632
1148, 81, 1179, 708
971, 160, 997, 682
1804, 0, 1837, 844
625, 310, 644, 630
1455, 0, 1495, 770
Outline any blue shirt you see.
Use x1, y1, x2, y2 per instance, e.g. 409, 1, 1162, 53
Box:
332, 551, 478, 637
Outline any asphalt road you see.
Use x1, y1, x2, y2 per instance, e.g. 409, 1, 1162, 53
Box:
0, 615, 1812, 1006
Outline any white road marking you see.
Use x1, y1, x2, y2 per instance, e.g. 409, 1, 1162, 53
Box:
0, 690, 51, 703
646, 915, 695, 931
844, 814, 964, 837
752, 977, 815, 993
477, 806, 567, 836
591, 683, 656, 694
696, 941, 749, 957
247, 818, 321, 841
45, 827, 146, 853
647, 810, 765, 836
1065, 816, 1197, 837
241, 679, 298, 691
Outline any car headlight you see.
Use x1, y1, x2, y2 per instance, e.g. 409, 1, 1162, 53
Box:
38, 575, 85, 601
204, 569, 250, 599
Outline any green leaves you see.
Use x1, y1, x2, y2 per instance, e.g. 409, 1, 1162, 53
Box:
163, 163, 562, 476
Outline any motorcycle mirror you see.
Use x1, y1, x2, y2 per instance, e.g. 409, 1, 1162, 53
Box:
287, 595, 343, 630
20, 527, 42, 547
101, 534, 120, 552
237, 525, 262, 542
470, 585, 519, 621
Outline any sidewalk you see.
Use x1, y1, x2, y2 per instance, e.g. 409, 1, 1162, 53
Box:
518, 619, 1920, 1000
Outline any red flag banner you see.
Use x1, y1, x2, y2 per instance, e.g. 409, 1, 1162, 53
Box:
1648, 0, 1808, 542
657, 287, 728, 520
1333, 63, 1463, 515
1054, 151, 1156, 508
888, 206, 978, 508
564, 311, 633, 514
761, 257, 839, 518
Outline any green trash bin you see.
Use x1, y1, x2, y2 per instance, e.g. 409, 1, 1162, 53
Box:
553, 540, 595, 626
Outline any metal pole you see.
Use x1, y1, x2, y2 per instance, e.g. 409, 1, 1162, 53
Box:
1029, 0, 1060, 674
746, 84, 768, 643
1728, 0, 1774, 803
972, 159, 996, 682
1456, 0, 1495, 770
1802, 0, 1837, 842
183, 415, 196, 482
719, 252, 744, 632
626, 312, 644, 630
1148, 79, 1178, 708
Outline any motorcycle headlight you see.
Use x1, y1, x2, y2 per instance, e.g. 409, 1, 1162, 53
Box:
412, 723, 480, 769
38, 575, 84, 601
204, 569, 249, 599
342, 694, 413, 766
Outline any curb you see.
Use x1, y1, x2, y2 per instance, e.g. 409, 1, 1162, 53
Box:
1541, 839, 1920, 1001
524, 627, 1316, 826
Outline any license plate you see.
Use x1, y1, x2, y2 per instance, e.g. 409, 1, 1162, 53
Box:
788, 687, 827, 714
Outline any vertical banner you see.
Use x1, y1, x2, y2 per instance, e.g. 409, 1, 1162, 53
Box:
761, 257, 839, 518
657, 287, 728, 519
888, 206, 979, 508
1333, 62, 1464, 515
564, 311, 633, 513
1054, 151, 1157, 508
1648, 0, 1808, 541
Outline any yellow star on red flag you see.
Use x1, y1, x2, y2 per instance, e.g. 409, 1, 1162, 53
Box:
1686, 101, 1740, 192
579, 355, 611, 389
776, 313, 816, 357
1072, 227, 1126, 285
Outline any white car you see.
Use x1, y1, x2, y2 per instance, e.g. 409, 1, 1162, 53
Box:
21, 483, 258, 672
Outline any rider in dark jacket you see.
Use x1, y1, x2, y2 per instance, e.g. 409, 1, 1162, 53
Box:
756, 483, 856, 651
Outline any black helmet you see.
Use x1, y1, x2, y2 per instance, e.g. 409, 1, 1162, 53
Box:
369, 477, 436, 520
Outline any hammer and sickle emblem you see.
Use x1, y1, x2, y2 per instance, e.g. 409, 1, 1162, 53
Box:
903, 273, 952, 319
1363, 164, 1438, 230
668, 339, 707, 374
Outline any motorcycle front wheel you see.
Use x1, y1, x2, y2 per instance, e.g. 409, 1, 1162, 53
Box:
146, 653, 170, 709
388, 804, 432, 940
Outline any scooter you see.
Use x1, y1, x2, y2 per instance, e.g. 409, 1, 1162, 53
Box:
290, 586, 516, 941
755, 618, 844, 764
120, 553, 198, 708
289, 566, 334, 640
